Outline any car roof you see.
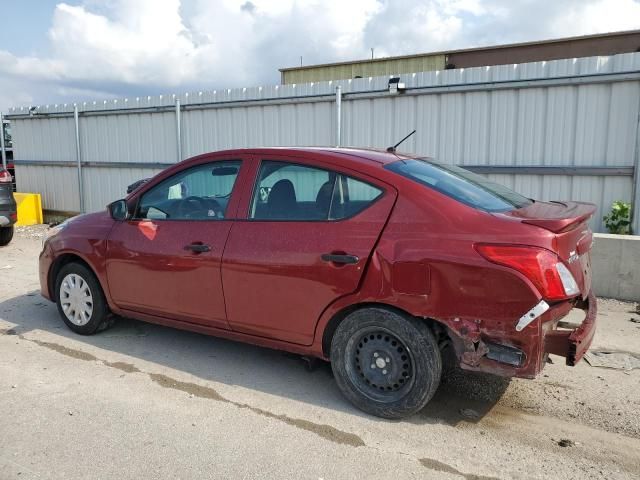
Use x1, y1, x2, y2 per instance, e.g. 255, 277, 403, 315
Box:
128, 147, 431, 200
191, 147, 426, 169
303, 147, 425, 165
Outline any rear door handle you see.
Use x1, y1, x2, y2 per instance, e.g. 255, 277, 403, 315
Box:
185, 243, 211, 253
321, 253, 359, 264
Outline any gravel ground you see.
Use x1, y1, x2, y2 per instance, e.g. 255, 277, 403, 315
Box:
1, 227, 639, 479
14, 224, 50, 239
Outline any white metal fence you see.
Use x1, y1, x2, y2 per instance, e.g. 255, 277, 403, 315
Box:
4, 52, 640, 232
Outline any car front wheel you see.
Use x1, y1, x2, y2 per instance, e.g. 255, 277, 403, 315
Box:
0, 226, 14, 246
330, 307, 442, 419
55, 262, 112, 335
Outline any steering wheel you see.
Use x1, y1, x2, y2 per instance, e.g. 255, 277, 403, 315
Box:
177, 196, 210, 219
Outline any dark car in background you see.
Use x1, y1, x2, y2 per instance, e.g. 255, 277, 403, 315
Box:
0, 168, 16, 245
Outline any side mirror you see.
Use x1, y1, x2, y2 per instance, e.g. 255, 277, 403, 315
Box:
108, 199, 129, 221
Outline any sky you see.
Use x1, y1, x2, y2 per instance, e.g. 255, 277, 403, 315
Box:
0, 0, 639, 110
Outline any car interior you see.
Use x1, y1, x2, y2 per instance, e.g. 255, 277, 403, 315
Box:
136, 162, 240, 220
252, 162, 383, 221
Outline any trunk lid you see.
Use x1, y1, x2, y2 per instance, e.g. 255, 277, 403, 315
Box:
497, 200, 596, 299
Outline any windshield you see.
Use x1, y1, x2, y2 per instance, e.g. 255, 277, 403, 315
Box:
385, 158, 533, 212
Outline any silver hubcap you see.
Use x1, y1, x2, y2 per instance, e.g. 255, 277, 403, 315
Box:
59, 273, 93, 326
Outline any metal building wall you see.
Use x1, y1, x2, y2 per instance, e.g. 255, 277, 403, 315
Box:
6, 52, 640, 232
340, 54, 640, 232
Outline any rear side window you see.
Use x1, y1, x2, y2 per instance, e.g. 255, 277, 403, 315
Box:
385, 159, 532, 212
250, 161, 383, 221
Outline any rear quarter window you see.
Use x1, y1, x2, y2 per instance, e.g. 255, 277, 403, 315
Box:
385, 159, 532, 212
329, 175, 382, 220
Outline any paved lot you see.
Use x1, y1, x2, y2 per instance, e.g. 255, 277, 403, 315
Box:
1, 226, 639, 479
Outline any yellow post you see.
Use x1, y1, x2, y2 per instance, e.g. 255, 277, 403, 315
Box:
13, 193, 43, 226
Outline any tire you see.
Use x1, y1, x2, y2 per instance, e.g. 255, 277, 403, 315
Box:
330, 307, 442, 419
0, 226, 14, 246
54, 262, 112, 335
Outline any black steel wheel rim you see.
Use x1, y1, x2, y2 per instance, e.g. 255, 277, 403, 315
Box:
345, 327, 415, 402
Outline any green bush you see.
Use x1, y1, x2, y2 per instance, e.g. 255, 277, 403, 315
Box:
603, 201, 631, 234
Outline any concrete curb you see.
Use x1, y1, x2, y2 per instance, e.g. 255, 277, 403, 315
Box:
591, 233, 640, 302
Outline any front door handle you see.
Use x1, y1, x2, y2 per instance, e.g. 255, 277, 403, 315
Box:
321, 253, 359, 264
185, 243, 211, 253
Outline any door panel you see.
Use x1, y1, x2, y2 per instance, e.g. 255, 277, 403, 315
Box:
106, 158, 246, 329
222, 160, 396, 345
106, 220, 231, 328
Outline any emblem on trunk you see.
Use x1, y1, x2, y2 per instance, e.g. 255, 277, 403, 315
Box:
567, 250, 579, 264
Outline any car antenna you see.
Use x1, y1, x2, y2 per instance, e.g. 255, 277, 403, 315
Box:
386, 129, 416, 153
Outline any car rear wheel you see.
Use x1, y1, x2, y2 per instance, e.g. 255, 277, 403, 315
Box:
55, 262, 112, 335
330, 307, 442, 419
0, 226, 14, 246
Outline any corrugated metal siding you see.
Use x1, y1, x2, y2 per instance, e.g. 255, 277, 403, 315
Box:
11, 116, 76, 162
282, 54, 446, 84
81, 112, 177, 164
7, 52, 640, 231
182, 101, 336, 157
14, 164, 164, 214
16, 164, 79, 213
81, 167, 163, 213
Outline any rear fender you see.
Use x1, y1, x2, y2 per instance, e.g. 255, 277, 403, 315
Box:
311, 247, 540, 366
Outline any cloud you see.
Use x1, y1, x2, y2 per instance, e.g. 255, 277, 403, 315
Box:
364, 0, 640, 54
0, 0, 639, 110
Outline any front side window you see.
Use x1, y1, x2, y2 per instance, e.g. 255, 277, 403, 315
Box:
137, 160, 241, 220
250, 160, 383, 221
385, 158, 532, 212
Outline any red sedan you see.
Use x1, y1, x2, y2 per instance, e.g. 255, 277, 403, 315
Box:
39, 148, 597, 419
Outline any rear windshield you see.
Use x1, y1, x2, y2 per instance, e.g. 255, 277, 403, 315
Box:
385, 159, 533, 212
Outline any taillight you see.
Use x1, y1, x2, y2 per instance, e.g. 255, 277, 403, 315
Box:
0, 169, 12, 183
474, 244, 579, 301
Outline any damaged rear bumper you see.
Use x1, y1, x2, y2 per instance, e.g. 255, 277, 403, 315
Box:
449, 290, 597, 378
544, 291, 597, 366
